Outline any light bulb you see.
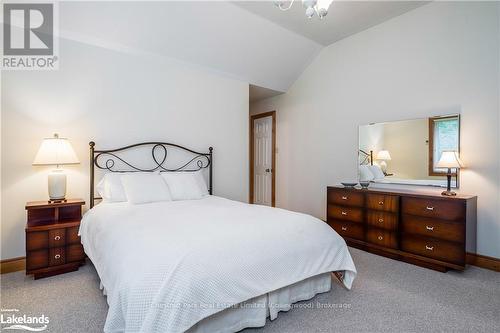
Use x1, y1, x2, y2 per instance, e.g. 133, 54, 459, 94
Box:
317, 7, 327, 18
273, 0, 285, 8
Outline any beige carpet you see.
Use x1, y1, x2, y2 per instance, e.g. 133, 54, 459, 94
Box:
1, 248, 499, 332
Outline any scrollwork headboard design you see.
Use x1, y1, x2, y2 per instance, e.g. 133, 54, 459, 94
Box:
89, 141, 213, 208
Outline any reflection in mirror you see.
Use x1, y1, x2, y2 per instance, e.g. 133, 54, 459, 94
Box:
358, 115, 460, 188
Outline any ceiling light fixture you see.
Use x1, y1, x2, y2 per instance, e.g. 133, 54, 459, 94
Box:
274, 0, 334, 20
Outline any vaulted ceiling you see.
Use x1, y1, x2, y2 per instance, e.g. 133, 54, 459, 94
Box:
58, 1, 428, 93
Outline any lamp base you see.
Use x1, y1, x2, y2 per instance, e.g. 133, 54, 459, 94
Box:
441, 190, 457, 196
48, 169, 67, 201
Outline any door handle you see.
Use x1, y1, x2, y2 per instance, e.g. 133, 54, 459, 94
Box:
265, 168, 271, 173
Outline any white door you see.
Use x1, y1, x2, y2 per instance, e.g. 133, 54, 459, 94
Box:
253, 116, 273, 206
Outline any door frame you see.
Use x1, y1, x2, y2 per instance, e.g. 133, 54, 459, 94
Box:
249, 111, 276, 206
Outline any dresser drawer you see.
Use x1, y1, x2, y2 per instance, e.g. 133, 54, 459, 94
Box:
366, 228, 398, 249
401, 197, 465, 221
402, 215, 464, 243
401, 235, 464, 265
366, 193, 398, 212
26, 231, 48, 251
48, 228, 66, 248
26, 249, 48, 271
327, 189, 364, 207
66, 244, 85, 263
49, 247, 66, 266
329, 221, 364, 240
66, 226, 81, 245
327, 205, 363, 223
366, 210, 398, 230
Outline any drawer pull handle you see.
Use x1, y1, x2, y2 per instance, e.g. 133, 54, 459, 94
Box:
54, 235, 61, 241
341, 211, 347, 216
341, 196, 348, 200
378, 201, 384, 205
426, 226, 434, 231
377, 235, 383, 240
54, 254, 61, 259
378, 218, 384, 223
341, 226, 347, 231
426, 206, 434, 211
425, 245, 434, 251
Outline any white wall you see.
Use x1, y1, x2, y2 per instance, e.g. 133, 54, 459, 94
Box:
1, 38, 249, 260
251, 2, 500, 258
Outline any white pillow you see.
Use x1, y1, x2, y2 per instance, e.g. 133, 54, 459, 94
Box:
359, 165, 375, 182
96, 173, 128, 203
368, 165, 385, 179
121, 173, 172, 204
193, 170, 209, 196
161, 172, 204, 200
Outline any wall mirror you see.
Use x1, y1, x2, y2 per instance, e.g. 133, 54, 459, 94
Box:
358, 114, 460, 188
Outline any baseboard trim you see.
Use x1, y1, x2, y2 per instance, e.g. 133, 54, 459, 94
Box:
0, 257, 26, 274
466, 253, 500, 272
2, 253, 499, 274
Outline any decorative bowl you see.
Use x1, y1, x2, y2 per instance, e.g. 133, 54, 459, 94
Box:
341, 182, 358, 188
359, 181, 370, 189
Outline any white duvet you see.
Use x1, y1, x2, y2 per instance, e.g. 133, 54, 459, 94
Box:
79, 196, 356, 333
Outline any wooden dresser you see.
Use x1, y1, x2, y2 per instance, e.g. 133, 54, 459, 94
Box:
25, 199, 86, 279
327, 186, 476, 272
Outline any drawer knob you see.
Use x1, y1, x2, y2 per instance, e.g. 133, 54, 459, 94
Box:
341, 211, 347, 216
54, 235, 61, 241
378, 218, 384, 223
378, 201, 384, 205
54, 254, 61, 259
426, 206, 434, 211
341, 196, 348, 200
425, 245, 434, 251
377, 235, 383, 240
426, 226, 434, 231
341, 226, 347, 231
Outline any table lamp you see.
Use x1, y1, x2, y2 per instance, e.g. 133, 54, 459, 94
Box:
33, 133, 80, 202
436, 151, 464, 196
376, 150, 392, 174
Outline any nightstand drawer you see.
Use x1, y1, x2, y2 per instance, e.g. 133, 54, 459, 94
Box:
327, 205, 363, 223
366, 228, 398, 249
26, 231, 48, 251
26, 249, 48, 270
327, 190, 364, 207
366, 210, 398, 230
401, 197, 465, 221
66, 244, 85, 263
366, 193, 399, 212
49, 229, 66, 247
49, 247, 66, 266
66, 226, 81, 245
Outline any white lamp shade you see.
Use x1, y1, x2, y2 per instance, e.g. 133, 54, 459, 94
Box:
33, 134, 80, 166
436, 151, 464, 169
376, 150, 392, 161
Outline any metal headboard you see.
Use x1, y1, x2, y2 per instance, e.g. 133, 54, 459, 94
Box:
89, 141, 213, 208
359, 149, 373, 166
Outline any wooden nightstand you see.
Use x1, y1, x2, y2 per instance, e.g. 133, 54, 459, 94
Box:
25, 199, 86, 279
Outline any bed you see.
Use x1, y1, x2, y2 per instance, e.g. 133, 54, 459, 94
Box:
80, 141, 357, 333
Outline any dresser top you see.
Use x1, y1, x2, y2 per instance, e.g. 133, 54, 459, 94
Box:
328, 185, 476, 200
